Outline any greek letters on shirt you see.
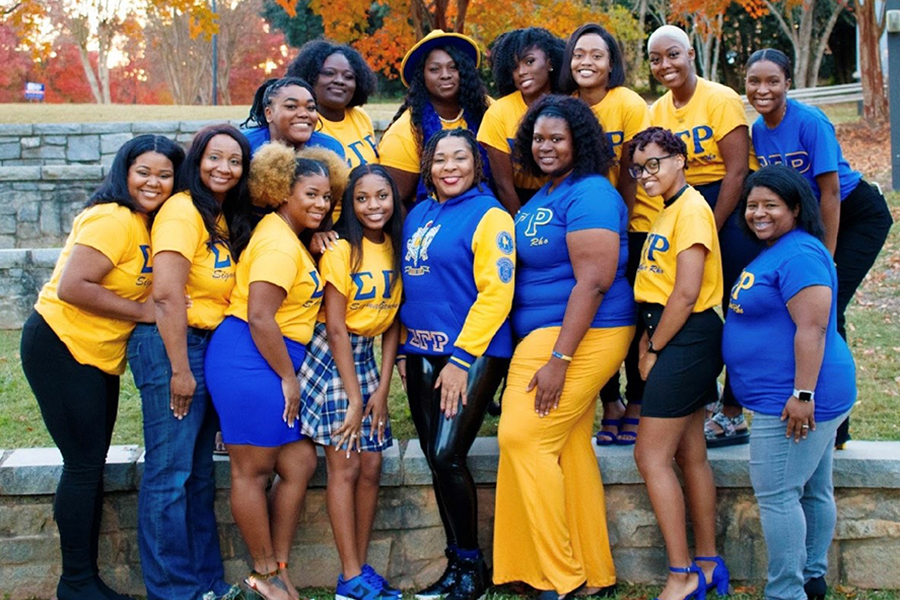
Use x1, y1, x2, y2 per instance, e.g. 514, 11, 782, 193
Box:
516, 208, 554, 247
605, 130, 625, 167
636, 233, 668, 275
728, 269, 755, 314
407, 328, 451, 352
756, 151, 812, 174
208, 241, 236, 280
347, 269, 400, 312
405, 220, 441, 275
136, 244, 153, 287
346, 134, 379, 166
673, 125, 716, 163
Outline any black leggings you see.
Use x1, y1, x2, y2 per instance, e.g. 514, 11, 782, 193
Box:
406, 354, 509, 551
20, 312, 119, 586
600, 231, 648, 405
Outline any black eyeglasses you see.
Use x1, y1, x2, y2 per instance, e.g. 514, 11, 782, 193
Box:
628, 154, 678, 179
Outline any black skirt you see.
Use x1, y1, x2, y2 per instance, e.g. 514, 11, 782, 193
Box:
640, 303, 723, 418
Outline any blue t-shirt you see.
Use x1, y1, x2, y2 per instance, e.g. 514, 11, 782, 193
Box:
722, 229, 856, 420
242, 126, 347, 161
752, 99, 861, 201
512, 174, 635, 338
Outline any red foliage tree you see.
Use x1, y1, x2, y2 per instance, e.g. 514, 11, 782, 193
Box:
0, 24, 33, 102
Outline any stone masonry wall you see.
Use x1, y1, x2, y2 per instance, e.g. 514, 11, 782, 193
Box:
1, 441, 899, 600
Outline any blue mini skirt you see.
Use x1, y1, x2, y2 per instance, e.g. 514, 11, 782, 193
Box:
205, 316, 308, 447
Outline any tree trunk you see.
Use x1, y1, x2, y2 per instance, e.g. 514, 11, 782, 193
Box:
74, 42, 103, 103
456, 0, 470, 32
809, 0, 847, 87
855, 0, 889, 123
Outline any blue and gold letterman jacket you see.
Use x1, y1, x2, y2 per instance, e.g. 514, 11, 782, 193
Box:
400, 186, 515, 370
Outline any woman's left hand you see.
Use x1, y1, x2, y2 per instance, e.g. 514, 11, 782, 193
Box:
638, 351, 657, 381
781, 397, 816, 442
527, 359, 567, 417
310, 230, 339, 254
363, 390, 389, 445
435, 362, 468, 419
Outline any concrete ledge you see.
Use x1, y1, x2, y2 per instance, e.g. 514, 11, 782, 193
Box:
2, 439, 898, 496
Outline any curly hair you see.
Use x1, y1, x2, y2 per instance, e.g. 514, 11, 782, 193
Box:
242, 77, 318, 129
737, 164, 825, 242
420, 128, 486, 197
559, 23, 627, 94
513, 94, 611, 178
334, 164, 404, 287
286, 40, 377, 108
388, 44, 490, 155
629, 126, 688, 165
489, 27, 565, 97
297, 145, 350, 212
90, 134, 185, 213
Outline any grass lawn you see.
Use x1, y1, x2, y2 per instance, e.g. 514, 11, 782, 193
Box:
1, 190, 897, 448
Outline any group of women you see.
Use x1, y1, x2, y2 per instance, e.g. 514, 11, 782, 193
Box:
21, 20, 891, 600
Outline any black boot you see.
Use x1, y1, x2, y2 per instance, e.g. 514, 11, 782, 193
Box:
445, 554, 489, 600
415, 548, 460, 600
804, 575, 827, 600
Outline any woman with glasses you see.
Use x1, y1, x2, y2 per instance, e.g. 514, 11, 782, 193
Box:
630, 126, 729, 600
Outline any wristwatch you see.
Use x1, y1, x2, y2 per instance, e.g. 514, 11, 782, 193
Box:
793, 388, 815, 402
648, 340, 662, 354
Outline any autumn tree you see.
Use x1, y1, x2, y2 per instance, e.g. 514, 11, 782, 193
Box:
0, 24, 33, 101
852, 0, 888, 123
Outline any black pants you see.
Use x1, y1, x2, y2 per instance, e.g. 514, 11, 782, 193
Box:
20, 312, 119, 587
834, 179, 893, 442
600, 231, 648, 405
406, 354, 509, 550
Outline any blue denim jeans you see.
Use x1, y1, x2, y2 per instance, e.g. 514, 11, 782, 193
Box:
128, 324, 229, 600
749, 408, 852, 600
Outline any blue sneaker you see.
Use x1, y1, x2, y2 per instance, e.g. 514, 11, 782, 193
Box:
362, 564, 401, 598
337, 572, 397, 600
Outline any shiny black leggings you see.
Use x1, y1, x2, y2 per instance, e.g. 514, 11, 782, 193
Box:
406, 354, 509, 550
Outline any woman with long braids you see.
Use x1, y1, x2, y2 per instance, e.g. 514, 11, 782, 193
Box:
378, 30, 492, 207
477, 27, 565, 213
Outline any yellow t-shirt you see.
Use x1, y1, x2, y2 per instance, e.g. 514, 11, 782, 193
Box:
377, 108, 470, 174
649, 77, 753, 186
317, 237, 401, 337
151, 192, 235, 330
35, 203, 153, 375
319, 107, 379, 170
476, 91, 547, 191
589, 86, 662, 233
225, 213, 323, 343
634, 186, 723, 312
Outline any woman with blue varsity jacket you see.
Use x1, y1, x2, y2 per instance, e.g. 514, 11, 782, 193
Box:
398, 128, 515, 600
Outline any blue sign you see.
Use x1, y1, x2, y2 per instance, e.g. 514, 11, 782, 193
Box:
25, 82, 44, 101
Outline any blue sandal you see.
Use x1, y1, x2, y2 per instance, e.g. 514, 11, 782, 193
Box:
654, 563, 706, 600
694, 556, 730, 596
595, 419, 621, 446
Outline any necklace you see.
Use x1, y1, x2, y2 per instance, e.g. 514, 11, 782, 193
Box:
438, 108, 465, 124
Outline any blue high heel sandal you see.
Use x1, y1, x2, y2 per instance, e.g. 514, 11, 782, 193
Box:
655, 563, 706, 600
695, 556, 731, 596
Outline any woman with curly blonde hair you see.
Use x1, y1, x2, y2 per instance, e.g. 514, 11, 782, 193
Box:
205, 142, 346, 600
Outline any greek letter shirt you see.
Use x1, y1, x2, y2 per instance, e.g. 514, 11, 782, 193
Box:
649, 77, 755, 185
634, 186, 723, 311
722, 229, 856, 420
317, 237, 401, 337
400, 187, 515, 368
588, 86, 661, 233
226, 213, 324, 344
35, 203, 153, 375
513, 174, 634, 338
752, 99, 862, 201
319, 107, 380, 168
477, 91, 548, 191
151, 192, 235, 330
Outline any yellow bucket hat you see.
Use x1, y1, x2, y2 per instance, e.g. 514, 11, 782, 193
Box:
400, 29, 482, 87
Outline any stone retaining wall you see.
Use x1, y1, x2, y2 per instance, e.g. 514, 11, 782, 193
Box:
1, 440, 899, 599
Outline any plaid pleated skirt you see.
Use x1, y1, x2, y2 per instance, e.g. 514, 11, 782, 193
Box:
298, 322, 393, 452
